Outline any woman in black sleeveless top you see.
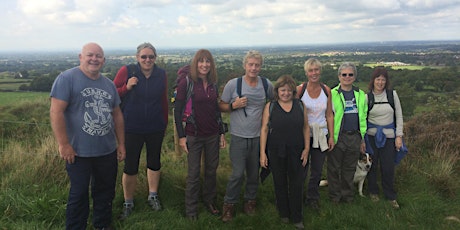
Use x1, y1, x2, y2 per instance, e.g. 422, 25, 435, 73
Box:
260, 75, 310, 229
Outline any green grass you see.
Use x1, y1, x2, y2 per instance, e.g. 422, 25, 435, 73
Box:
0, 91, 49, 106
0, 92, 459, 230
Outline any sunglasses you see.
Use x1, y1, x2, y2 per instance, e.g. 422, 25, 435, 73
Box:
341, 73, 354, 77
140, 55, 155, 60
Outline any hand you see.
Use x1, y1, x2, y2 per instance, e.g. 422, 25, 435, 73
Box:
179, 137, 188, 154
219, 134, 226, 149
360, 142, 366, 154
234, 96, 248, 109
301, 148, 309, 167
260, 152, 268, 168
328, 137, 335, 152
395, 136, 403, 151
127, 77, 138, 90
59, 144, 77, 164
117, 144, 126, 162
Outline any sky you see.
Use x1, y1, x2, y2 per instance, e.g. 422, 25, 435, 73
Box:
1, 0, 460, 52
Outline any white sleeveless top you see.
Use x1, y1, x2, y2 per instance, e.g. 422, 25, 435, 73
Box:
301, 88, 328, 135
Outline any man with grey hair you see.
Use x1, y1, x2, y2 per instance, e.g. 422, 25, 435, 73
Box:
328, 62, 367, 204
219, 50, 274, 222
50, 42, 125, 229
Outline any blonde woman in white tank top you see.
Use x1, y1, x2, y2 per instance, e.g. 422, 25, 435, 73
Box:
296, 58, 334, 211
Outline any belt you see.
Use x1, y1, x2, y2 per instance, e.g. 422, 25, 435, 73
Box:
342, 130, 359, 135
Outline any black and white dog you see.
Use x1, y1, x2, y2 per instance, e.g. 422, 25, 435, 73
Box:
319, 153, 373, 197
353, 153, 373, 197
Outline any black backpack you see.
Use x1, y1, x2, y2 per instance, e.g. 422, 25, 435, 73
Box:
173, 65, 227, 134
119, 64, 138, 111
367, 89, 396, 121
236, 76, 269, 117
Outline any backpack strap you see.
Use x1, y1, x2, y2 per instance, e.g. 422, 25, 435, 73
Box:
299, 82, 328, 99
261, 77, 269, 99
236, 76, 270, 117
126, 64, 138, 82
268, 99, 304, 133
367, 89, 396, 123
120, 64, 138, 110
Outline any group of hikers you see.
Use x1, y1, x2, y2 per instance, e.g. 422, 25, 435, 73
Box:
50, 42, 404, 230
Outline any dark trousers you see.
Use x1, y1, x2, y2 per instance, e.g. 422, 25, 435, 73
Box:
124, 131, 165, 175
327, 132, 361, 202
306, 144, 327, 203
185, 135, 220, 217
65, 151, 118, 230
367, 136, 397, 200
269, 146, 305, 223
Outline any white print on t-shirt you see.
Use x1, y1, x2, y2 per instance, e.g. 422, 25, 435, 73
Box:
81, 87, 113, 136
344, 98, 358, 114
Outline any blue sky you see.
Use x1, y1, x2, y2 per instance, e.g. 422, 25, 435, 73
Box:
1, 0, 460, 52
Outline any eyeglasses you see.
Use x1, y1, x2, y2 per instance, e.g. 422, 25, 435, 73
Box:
341, 73, 354, 77
140, 55, 155, 60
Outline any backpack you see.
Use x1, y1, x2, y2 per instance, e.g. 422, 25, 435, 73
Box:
367, 89, 395, 122
236, 76, 270, 117
298, 82, 329, 99
172, 65, 193, 122
173, 65, 227, 133
119, 64, 138, 110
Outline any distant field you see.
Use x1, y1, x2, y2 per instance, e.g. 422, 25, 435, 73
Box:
0, 78, 32, 91
0, 91, 49, 106
363, 63, 440, 70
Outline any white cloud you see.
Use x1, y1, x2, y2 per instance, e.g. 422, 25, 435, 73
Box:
0, 0, 459, 51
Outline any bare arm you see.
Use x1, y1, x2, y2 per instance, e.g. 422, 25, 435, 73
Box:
325, 86, 335, 151
112, 106, 126, 161
301, 101, 310, 167
259, 102, 270, 169
219, 97, 247, 113
50, 97, 76, 164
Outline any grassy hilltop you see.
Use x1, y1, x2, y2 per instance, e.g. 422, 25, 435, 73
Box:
0, 92, 459, 230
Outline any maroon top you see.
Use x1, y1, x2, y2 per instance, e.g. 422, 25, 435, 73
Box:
175, 77, 220, 137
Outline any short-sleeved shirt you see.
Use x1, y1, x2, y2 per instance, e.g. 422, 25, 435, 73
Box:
50, 67, 121, 157
342, 89, 359, 131
221, 76, 274, 138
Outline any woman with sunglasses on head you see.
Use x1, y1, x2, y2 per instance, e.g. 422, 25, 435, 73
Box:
113, 42, 168, 219
328, 62, 367, 204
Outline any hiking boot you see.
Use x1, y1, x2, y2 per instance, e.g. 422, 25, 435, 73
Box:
370, 194, 380, 202
389, 200, 400, 209
243, 200, 256, 216
119, 203, 133, 220
148, 195, 162, 211
221, 203, 235, 223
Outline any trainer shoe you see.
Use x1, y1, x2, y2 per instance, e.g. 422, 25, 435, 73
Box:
148, 195, 162, 211
119, 203, 133, 220
389, 200, 400, 209
294, 222, 305, 229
